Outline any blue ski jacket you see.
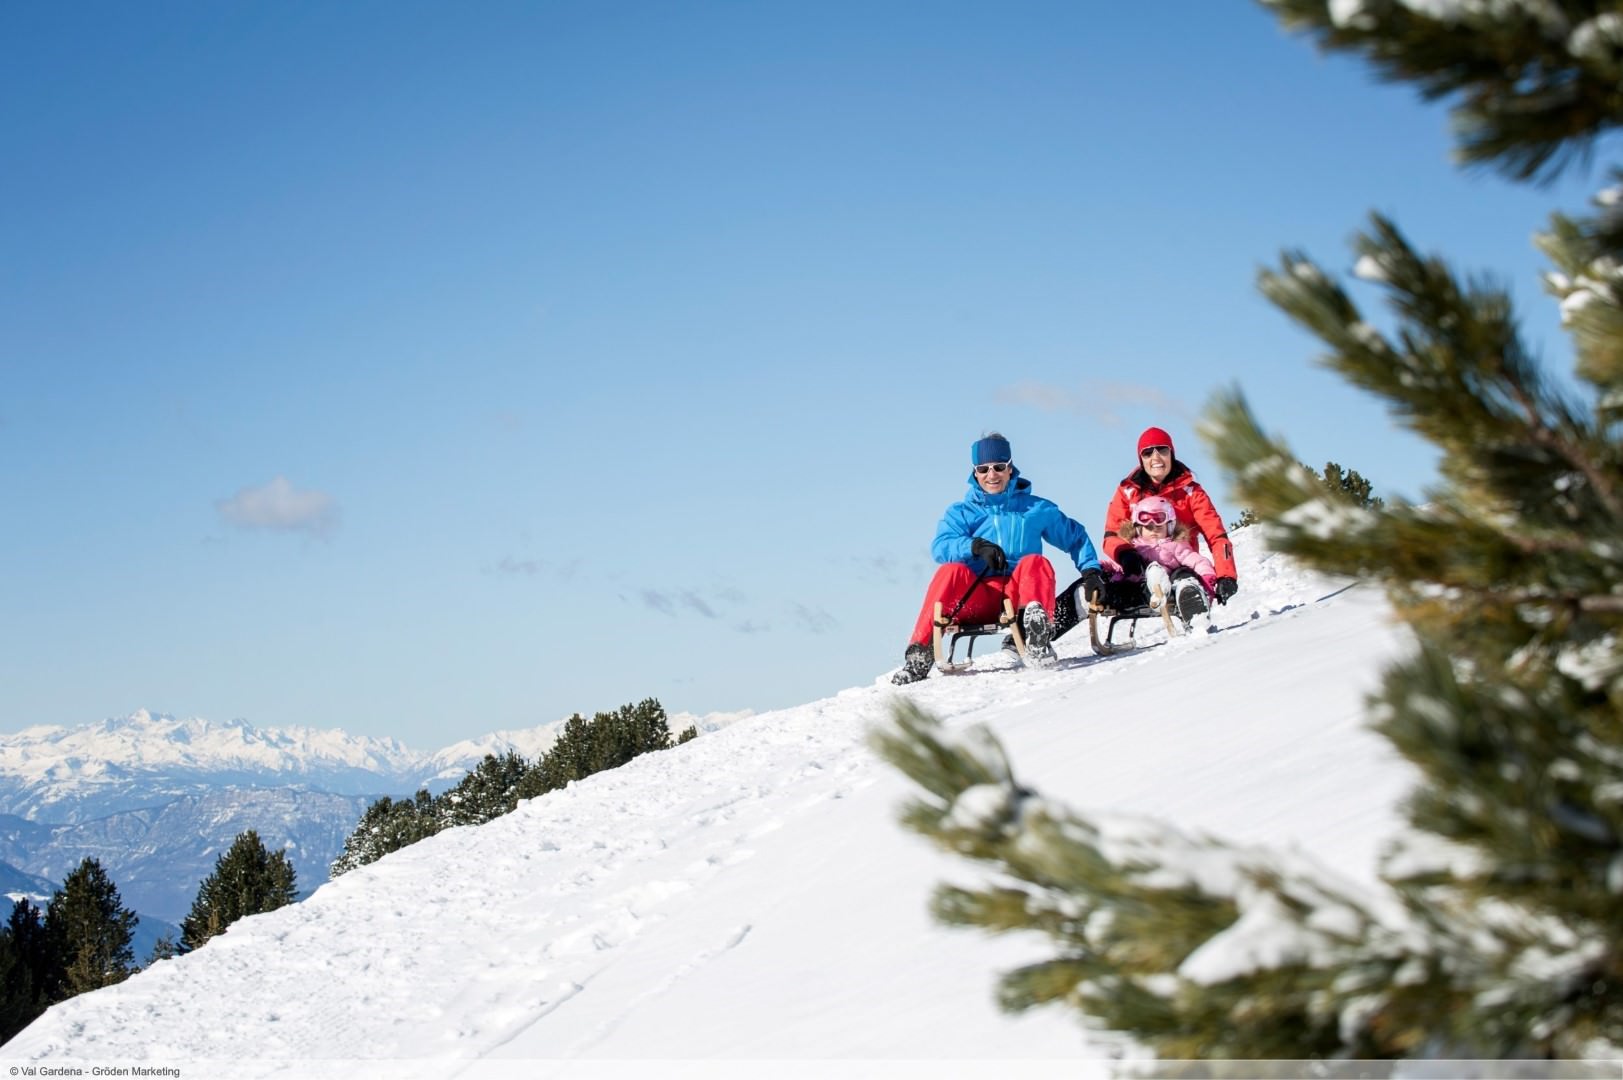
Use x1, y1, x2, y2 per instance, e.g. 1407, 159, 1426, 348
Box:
932, 467, 1101, 577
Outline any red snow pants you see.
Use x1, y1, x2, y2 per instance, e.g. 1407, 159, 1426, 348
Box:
908, 554, 1057, 646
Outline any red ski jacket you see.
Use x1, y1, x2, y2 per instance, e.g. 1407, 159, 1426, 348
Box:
1102, 462, 1237, 580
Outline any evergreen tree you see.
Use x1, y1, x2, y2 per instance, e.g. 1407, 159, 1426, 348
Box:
511, 751, 561, 801
181, 829, 298, 951
519, 700, 674, 796
439, 751, 528, 828
0, 928, 32, 1045
335, 698, 678, 869
877, 0, 1623, 1061
523, 713, 595, 794
146, 932, 181, 965
1233, 459, 1382, 527
45, 858, 137, 997
5, 898, 58, 1002
601, 698, 675, 768
1320, 461, 1383, 510
0, 899, 54, 1045
330, 788, 439, 876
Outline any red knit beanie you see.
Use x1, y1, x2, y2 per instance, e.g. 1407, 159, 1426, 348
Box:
1137, 426, 1175, 458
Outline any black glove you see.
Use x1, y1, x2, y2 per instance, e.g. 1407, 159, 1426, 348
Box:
1214, 576, 1238, 604
1080, 569, 1105, 606
1114, 547, 1146, 576
971, 538, 1007, 573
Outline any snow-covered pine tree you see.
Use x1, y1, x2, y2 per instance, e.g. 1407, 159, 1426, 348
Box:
45, 858, 137, 998
875, 0, 1623, 1060
180, 829, 298, 951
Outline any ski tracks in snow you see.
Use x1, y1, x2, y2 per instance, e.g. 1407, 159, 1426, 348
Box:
422, 695, 891, 1064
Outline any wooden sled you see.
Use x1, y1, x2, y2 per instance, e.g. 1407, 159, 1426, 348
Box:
1087, 584, 1179, 656
932, 597, 1023, 674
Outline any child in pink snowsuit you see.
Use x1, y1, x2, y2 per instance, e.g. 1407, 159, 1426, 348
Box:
1099, 495, 1217, 611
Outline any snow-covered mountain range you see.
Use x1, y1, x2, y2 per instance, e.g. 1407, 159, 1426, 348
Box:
0, 706, 750, 925
3, 709, 514, 822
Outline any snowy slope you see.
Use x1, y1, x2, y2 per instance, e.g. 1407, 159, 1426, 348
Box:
0, 697, 762, 926
4, 541, 1420, 1076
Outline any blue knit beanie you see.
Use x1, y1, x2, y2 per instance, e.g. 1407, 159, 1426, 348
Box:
971, 435, 1012, 466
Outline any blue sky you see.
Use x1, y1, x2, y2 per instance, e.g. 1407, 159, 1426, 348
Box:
2, 1, 1604, 748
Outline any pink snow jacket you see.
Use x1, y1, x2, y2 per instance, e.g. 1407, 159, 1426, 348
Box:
1101, 535, 1218, 596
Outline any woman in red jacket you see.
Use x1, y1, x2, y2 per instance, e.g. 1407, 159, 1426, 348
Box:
1054, 426, 1238, 636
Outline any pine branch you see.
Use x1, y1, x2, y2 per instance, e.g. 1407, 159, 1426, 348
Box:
1500, 363, 1623, 519
869, 702, 1462, 1057
1540, 173, 1623, 427
1256, 0, 1623, 183
1231, 210, 1623, 600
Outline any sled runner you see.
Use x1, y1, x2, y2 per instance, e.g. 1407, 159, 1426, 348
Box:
1087, 584, 1180, 656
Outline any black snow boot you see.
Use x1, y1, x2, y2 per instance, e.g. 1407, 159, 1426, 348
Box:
1021, 602, 1057, 667
892, 643, 934, 685
1173, 576, 1209, 628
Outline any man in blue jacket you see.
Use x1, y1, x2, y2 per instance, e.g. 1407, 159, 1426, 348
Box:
893, 432, 1105, 684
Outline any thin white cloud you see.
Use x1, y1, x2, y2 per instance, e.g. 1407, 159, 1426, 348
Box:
995, 380, 1188, 427
216, 476, 339, 537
